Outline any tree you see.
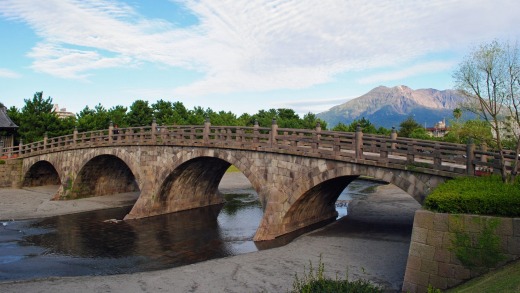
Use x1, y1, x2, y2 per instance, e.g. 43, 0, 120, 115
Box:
76, 104, 110, 132
152, 99, 175, 125
453, 40, 520, 182
18, 92, 62, 143
108, 105, 128, 127
398, 116, 424, 138
126, 100, 153, 127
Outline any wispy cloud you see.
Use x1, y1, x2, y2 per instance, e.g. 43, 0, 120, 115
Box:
0, 0, 519, 94
0, 68, 21, 78
357, 61, 457, 84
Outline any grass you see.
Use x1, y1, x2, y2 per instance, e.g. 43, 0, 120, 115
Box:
291, 257, 382, 293
446, 259, 520, 293
226, 165, 240, 173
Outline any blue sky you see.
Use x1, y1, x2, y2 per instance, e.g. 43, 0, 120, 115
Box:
1, 0, 519, 116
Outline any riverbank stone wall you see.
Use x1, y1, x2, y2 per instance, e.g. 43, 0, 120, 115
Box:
402, 209, 520, 293
0, 159, 22, 188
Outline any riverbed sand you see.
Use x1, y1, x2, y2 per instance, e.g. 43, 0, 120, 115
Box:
0, 173, 420, 292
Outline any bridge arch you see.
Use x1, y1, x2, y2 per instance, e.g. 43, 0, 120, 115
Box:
69, 154, 139, 199
126, 148, 264, 219
23, 160, 61, 187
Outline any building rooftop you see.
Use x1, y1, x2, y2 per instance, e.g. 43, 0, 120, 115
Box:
0, 107, 18, 129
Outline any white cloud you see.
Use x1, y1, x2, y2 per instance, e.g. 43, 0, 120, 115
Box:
1, 0, 519, 95
357, 61, 457, 84
0, 68, 21, 78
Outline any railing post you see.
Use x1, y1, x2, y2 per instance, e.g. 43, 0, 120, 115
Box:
151, 118, 157, 142
108, 121, 113, 143
314, 122, 321, 149
203, 116, 211, 144
73, 127, 78, 145
480, 142, 488, 163
466, 138, 475, 175
355, 125, 363, 159
253, 120, 259, 145
390, 127, 397, 152
18, 139, 23, 156
43, 132, 48, 150
433, 143, 442, 167
270, 118, 278, 147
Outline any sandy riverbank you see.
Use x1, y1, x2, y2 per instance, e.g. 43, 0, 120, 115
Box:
0, 173, 420, 292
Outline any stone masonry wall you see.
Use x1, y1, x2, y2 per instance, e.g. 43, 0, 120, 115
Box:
0, 159, 22, 188
402, 209, 520, 293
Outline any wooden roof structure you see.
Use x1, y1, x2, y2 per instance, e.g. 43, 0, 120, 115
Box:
0, 107, 18, 130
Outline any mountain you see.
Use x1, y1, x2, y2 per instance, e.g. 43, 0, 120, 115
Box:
317, 85, 466, 129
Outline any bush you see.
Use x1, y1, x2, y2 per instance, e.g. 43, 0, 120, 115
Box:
291, 258, 382, 293
424, 175, 520, 217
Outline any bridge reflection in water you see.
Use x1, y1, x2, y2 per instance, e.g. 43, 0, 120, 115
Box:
0, 180, 381, 281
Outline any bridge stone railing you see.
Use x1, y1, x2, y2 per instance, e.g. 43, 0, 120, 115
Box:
0, 119, 512, 177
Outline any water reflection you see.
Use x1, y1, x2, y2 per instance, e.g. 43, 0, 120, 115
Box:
0, 179, 382, 281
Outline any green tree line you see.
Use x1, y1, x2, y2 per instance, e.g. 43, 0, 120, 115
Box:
4, 92, 328, 143
4, 92, 496, 147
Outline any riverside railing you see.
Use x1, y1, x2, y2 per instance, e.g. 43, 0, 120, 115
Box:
0, 119, 510, 177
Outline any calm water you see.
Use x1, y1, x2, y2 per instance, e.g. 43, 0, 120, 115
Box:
0, 179, 380, 281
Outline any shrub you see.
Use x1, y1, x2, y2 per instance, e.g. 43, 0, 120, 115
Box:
291, 258, 382, 293
424, 175, 520, 217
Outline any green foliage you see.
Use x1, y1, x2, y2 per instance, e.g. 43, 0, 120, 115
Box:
126, 100, 153, 127
443, 119, 493, 145
291, 258, 382, 293
424, 175, 520, 217
0, 160, 5, 164
332, 117, 389, 134
108, 105, 128, 127
450, 216, 505, 269
76, 104, 110, 132
17, 92, 73, 142
446, 259, 520, 292
252, 108, 326, 130
398, 115, 424, 138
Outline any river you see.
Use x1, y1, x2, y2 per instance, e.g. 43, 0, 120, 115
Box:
0, 179, 381, 281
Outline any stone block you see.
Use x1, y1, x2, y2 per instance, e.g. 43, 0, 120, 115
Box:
514, 218, 520, 237
411, 227, 429, 244
508, 236, 520, 255
420, 259, 438, 274
409, 242, 435, 260
438, 262, 456, 278
415, 210, 434, 230
454, 265, 471, 280
402, 281, 417, 293
464, 214, 482, 233
434, 248, 451, 263
428, 275, 448, 290
427, 230, 444, 247
406, 268, 430, 287
448, 214, 464, 232
433, 213, 449, 232
406, 255, 422, 270
496, 218, 514, 236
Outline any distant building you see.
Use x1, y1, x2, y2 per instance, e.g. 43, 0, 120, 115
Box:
426, 119, 449, 138
0, 106, 18, 149
52, 104, 75, 119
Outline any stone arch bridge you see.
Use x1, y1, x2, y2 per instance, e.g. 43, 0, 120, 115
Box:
2, 121, 497, 241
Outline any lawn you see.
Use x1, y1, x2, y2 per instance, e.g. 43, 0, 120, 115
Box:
447, 259, 520, 293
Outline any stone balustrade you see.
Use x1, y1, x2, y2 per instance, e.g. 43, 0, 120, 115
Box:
0, 119, 513, 178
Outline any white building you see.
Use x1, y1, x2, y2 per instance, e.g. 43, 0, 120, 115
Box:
52, 104, 75, 119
